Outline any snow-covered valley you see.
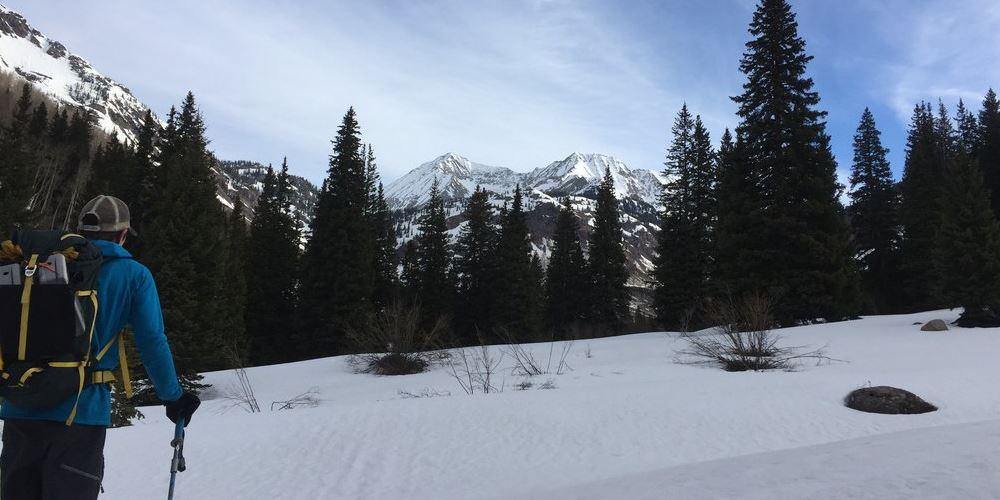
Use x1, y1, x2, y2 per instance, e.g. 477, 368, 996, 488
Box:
101, 310, 1000, 499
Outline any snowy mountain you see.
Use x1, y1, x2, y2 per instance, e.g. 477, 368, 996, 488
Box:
216, 160, 319, 230
0, 5, 320, 226
386, 153, 666, 296
0, 4, 153, 141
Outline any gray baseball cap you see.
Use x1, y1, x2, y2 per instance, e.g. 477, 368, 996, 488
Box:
77, 195, 137, 235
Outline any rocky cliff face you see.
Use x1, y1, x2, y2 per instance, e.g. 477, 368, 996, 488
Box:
0, 4, 152, 142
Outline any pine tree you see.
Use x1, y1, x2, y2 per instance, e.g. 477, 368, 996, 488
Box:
715, 129, 765, 299
898, 103, 947, 311
729, 0, 859, 323
245, 161, 301, 365
220, 199, 249, 365
588, 168, 629, 332
978, 89, 1000, 216
937, 150, 1000, 326
299, 108, 374, 356
0, 85, 35, 232
411, 179, 455, 331
454, 186, 499, 344
545, 198, 589, 337
955, 99, 979, 157
129, 111, 159, 255
653, 106, 716, 328
495, 185, 541, 340
848, 108, 900, 313
371, 183, 398, 312
142, 92, 226, 391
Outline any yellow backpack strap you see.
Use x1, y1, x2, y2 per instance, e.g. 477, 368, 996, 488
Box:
94, 329, 132, 399
18, 254, 39, 361
61, 289, 99, 426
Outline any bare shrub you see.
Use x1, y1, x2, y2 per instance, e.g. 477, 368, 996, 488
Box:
219, 345, 261, 414
538, 379, 557, 390
514, 379, 534, 391
271, 387, 320, 411
448, 344, 505, 395
347, 302, 447, 375
398, 388, 452, 399
679, 293, 832, 371
499, 328, 544, 377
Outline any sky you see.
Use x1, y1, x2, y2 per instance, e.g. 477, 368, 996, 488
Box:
8, 0, 1000, 186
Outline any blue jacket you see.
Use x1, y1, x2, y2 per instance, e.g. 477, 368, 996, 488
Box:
1, 240, 182, 426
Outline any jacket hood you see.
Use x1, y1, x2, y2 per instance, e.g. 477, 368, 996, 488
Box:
92, 240, 133, 259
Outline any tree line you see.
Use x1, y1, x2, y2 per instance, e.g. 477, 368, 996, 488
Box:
652, 0, 1000, 329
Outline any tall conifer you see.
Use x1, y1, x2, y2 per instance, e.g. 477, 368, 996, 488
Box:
143, 92, 225, 389
653, 106, 716, 328
589, 168, 629, 331
411, 179, 455, 331
454, 187, 499, 343
898, 103, 947, 311
545, 198, 589, 337
848, 108, 900, 313
730, 0, 858, 323
299, 108, 373, 355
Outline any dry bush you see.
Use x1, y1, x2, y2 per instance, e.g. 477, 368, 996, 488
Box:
448, 344, 505, 394
397, 388, 452, 399
347, 302, 448, 376
501, 327, 574, 377
271, 387, 320, 411
219, 345, 261, 414
679, 293, 832, 371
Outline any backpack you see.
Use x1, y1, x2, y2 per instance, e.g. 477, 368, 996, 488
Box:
0, 230, 128, 425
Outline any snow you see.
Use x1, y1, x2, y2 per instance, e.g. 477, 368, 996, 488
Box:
385, 152, 666, 211
93, 309, 1000, 499
0, 4, 153, 142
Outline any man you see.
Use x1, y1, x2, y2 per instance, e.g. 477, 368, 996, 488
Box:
0, 195, 200, 499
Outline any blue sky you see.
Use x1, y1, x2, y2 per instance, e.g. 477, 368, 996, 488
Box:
10, 0, 1000, 186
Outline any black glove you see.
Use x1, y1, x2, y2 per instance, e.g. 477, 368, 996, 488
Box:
165, 392, 201, 426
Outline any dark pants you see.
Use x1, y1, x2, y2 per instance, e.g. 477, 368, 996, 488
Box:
0, 419, 105, 500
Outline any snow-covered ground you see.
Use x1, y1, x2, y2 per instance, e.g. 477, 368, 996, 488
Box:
102, 310, 1000, 499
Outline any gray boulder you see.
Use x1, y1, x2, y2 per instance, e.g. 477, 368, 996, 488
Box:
845, 386, 937, 415
920, 319, 949, 332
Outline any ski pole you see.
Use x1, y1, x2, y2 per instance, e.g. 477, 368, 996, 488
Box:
168, 418, 186, 500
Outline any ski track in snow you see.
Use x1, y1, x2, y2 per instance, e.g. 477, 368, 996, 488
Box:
98, 310, 1000, 499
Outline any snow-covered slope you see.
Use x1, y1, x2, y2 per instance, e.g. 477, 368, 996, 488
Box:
97, 310, 1000, 498
0, 4, 153, 141
525, 153, 664, 205
216, 160, 319, 229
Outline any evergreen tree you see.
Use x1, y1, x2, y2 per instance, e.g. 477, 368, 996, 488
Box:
545, 198, 589, 337
454, 187, 499, 344
400, 239, 419, 295
715, 129, 766, 298
729, 0, 859, 323
129, 111, 159, 257
142, 92, 226, 390
495, 185, 541, 340
245, 161, 301, 365
978, 89, 1000, 216
955, 99, 979, 157
220, 199, 249, 365
937, 150, 1000, 326
898, 103, 947, 311
362, 146, 397, 311
848, 108, 900, 313
411, 179, 455, 331
653, 106, 716, 328
588, 168, 629, 332
299, 108, 374, 355
371, 183, 398, 312
0, 85, 35, 232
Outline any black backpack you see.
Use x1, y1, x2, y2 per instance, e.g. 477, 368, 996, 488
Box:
0, 230, 106, 424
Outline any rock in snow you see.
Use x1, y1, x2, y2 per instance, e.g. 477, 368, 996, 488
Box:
920, 319, 949, 332
844, 386, 937, 415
